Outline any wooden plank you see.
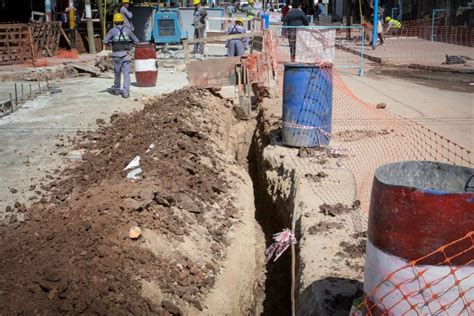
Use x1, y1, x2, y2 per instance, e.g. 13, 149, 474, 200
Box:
186, 57, 241, 88
70, 63, 114, 78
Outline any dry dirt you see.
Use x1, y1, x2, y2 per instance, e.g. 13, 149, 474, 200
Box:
0, 66, 79, 82
0, 87, 249, 314
334, 129, 393, 142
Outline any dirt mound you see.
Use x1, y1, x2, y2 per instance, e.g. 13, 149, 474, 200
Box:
0, 87, 239, 314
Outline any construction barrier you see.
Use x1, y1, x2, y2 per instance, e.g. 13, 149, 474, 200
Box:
255, 26, 474, 314
364, 161, 474, 315
273, 26, 365, 74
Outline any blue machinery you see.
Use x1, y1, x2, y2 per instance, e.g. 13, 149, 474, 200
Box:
152, 9, 188, 44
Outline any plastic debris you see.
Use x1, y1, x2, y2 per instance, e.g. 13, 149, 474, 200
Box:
124, 156, 140, 171
126, 168, 142, 180
265, 228, 297, 262
145, 144, 155, 154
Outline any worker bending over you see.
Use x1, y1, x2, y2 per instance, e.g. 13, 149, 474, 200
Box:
192, 0, 207, 55
226, 18, 248, 57
120, 0, 134, 30
103, 13, 139, 98
385, 16, 401, 35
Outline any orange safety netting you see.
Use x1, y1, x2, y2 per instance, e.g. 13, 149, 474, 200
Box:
259, 28, 473, 212
255, 27, 473, 315
363, 231, 474, 315
55, 49, 79, 59
258, 28, 474, 315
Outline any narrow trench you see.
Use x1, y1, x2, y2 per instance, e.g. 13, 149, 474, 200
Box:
246, 113, 293, 316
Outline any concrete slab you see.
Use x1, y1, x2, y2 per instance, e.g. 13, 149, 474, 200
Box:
342, 37, 474, 70
339, 70, 474, 151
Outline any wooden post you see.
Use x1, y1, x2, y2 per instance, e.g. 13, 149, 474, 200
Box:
183, 40, 189, 64
85, 0, 96, 54
97, 0, 105, 50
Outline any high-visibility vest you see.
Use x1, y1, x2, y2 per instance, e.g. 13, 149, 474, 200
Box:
68, 8, 76, 29
391, 19, 401, 29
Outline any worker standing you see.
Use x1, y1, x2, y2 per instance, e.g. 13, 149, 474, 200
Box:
282, 1, 309, 62
192, 0, 208, 55
65, 4, 77, 49
120, 0, 134, 31
103, 13, 139, 98
246, 0, 255, 19
281, 0, 291, 18
226, 18, 248, 57
385, 16, 401, 35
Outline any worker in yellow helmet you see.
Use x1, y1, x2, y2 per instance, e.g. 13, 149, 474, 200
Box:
225, 18, 248, 56
385, 16, 401, 35
65, 3, 77, 48
120, 0, 134, 30
247, 0, 255, 19
192, 0, 208, 55
103, 13, 139, 98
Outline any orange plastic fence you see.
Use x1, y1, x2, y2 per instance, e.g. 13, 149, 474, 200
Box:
363, 231, 474, 315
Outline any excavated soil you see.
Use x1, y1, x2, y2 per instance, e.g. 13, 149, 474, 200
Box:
0, 87, 244, 314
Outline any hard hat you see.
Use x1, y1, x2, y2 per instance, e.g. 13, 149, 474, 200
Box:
113, 13, 124, 23
248, 0, 254, 4
122, 0, 130, 3
193, 0, 201, 5
236, 18, 244, 25
385, 16, 391, 22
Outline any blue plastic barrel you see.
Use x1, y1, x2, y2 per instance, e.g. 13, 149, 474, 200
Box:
261, 14, 270, 29
282, 63, 333, 147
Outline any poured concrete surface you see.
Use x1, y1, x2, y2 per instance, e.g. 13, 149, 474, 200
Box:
0, 70, 188, 222
340, 70, 474, 151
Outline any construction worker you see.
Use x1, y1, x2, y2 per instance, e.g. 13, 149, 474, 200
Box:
226, 18, 248, 57
103, 13, 139, 98
120, 0, 134, 31
192, 0, 207, 55
385, 16, 401, 35
282, 1, 309, 61
371, 9, 385, 48
246, 0, 255, 19
65, 4, 77, 49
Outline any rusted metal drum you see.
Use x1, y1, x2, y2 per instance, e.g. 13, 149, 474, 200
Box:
364, 161, 474, 315
134, 43, 157, 87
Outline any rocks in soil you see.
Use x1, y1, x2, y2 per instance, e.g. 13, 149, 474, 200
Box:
337, 239, 367, 259
304, 172, 328, 182
334, 129, 393, 142
95, 55, 114, 72
319, 203, 353, 217
308, 221, 343, 235
129, 226, 142, 239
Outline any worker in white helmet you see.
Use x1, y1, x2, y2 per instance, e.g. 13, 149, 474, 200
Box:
192, 0, 208, 55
